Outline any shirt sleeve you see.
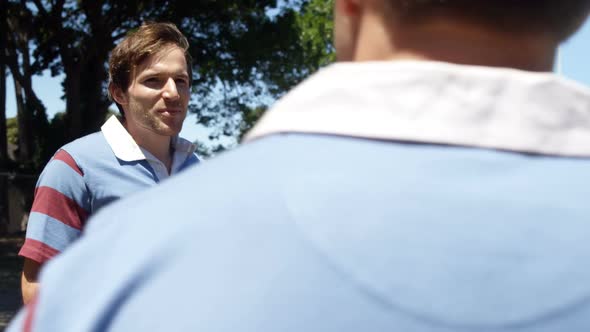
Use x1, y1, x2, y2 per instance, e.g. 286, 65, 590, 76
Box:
19, 149, 90, 264
4, 307, 26, 332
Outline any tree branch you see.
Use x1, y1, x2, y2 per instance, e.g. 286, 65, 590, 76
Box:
30, 0, 48, 17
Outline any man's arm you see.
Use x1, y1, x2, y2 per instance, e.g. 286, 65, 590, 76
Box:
18, 149, 89, 304
21, 258, 42, 304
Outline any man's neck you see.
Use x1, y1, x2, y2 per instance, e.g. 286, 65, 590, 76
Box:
125, 122, 173, 172
351, 17, 557, 72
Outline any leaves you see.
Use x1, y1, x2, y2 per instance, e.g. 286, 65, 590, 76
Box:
4, 0, 338, 165
295, 0, 336, 72
187, 0, 336, 147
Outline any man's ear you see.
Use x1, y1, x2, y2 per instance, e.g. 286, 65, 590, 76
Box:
336, 0, 361, 17
109, 85, 128, 106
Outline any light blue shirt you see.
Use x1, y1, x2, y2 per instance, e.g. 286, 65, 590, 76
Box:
9, 61, 590, 332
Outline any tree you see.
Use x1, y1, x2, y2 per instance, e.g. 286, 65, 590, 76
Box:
6, 117, 17, 147
5, 1, 49, 170
161, 1, 314, 144
5, 0, 338, 169
227, 0, 336, 145
30, 0, 151, 140
24, 0, 322, 144
294, 0, 335, 72
185, 0, 337, 147
0, 0, 7, 234
0, 0, 7, 165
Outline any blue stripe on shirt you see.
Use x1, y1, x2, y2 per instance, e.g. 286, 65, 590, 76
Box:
26, 212, 82, 252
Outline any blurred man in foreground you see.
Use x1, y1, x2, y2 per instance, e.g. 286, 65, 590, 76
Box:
10, 1, 590, 331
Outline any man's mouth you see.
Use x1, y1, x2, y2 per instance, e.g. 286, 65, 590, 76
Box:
158, 109, 183, 116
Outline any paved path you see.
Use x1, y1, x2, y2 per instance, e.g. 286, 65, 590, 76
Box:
0, 237, 23, 331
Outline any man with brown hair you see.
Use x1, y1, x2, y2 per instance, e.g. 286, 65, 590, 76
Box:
18, 22, 199, 304
9, 1, 590, 331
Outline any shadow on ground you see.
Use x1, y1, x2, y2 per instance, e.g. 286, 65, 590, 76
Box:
0, 237, 23, 331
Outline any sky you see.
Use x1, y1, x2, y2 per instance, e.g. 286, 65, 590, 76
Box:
5, 18, 590, 143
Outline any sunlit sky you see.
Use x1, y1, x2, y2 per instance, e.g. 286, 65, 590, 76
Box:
5, 18, 590, 143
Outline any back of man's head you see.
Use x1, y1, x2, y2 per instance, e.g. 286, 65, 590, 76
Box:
390, 1, 590, 42
335, 0, 590, 69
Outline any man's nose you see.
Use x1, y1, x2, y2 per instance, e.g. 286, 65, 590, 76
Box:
162, 78, 180, 100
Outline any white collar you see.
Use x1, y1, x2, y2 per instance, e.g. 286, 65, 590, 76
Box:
100, 115, 196, 162
101, 115, 145, 162
245, 61, 590, 157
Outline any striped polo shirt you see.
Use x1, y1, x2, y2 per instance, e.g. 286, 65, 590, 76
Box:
19, 116, 199, 264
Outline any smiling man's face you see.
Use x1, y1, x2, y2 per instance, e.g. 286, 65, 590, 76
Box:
119, 44, 190, 137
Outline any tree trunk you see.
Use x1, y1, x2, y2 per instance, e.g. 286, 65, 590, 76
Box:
63, 59, 82, 140
0, 60, 6, 165
0, 55, 6, 237
6, 12, 47, 167
13, 77, 32, 162
80, 49, 110, 134
0, 0, 8, 164
0, 0, 9, 235
80, 0, 111, 133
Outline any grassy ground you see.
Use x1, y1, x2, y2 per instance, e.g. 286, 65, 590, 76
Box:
0, 236, 23, 331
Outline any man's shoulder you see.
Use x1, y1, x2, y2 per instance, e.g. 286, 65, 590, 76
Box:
89, 134, 386, 225
60, 131, 108, 156
84, 136, 297, 233
56, 131, 119, 165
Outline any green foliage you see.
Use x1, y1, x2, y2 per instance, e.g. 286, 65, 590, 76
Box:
295, 0, 336, 72
195, 0, 337, 145
4, 0, 339, 163
5, 112, 68, 170
5, 116, 37, 172
6, 117, 17, 146
193, 141, 227, 159
179, 1, 311, 140
238, 106, 268, 142
232, 0, 334, 142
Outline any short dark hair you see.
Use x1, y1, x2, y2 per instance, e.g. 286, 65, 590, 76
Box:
108, 22, 193, 117
390, 1, 590, 41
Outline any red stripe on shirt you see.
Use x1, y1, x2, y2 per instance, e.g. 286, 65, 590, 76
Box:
19, 238, 60, 264
24, 294, 38, 332
52, 149, 83, 176
31, 187, 88, 230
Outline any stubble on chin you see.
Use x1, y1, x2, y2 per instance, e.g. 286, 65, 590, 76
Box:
155, 114, 185, 136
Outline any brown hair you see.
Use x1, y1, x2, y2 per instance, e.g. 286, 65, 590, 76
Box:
389, 1, 590, 41
108, 22, 192, 116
